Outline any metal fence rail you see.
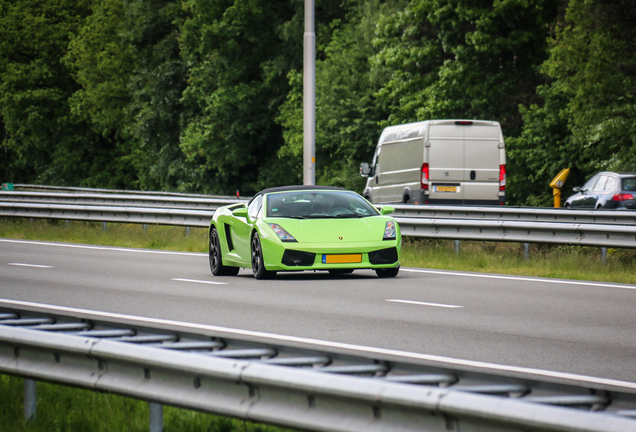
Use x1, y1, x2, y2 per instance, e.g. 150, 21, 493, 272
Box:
10, 184, 232, 199
0, 191, 244, 210
1, 306, 636, 432
1, 200, 635, 249
399, 217, 636, 248
4, 187, 636, 225
391, 204, 636, 226
0, 201, 213, 227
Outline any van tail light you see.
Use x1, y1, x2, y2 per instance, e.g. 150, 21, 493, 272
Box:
499, 164, 506, 191
613, 193, 634, 201
421, 163, 429, 190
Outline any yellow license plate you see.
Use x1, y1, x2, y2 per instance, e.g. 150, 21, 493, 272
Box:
322, 254, 362, 264
435, 186, 457, 192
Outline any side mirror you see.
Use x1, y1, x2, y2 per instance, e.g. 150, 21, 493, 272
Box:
572, 187, 581, 193
380, 206, 395, 215
360, 162, 370, 178
232, 207, 248, 218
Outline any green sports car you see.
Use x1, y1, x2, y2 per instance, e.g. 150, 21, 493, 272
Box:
208, 185, 401, 279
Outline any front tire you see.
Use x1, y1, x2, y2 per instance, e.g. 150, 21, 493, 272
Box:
375, 266, 399, 278
251, 233, 276, 280
209, 228, 239, 276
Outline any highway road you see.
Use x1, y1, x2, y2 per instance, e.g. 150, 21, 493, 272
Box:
1, 237, 635, 390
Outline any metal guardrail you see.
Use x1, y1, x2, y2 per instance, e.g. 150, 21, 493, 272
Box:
399, 217, 636, 249
1, 199, 636, 249
0, 191, 245, 210
391, 204, 636, 226
0, 202, 213, 227
10, 183, 235, 199
4, 188, 636, 225
1, 306, 636, 431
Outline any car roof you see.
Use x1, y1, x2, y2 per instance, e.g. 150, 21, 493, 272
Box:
257, 185, 348, 195
595, 171, 636, 177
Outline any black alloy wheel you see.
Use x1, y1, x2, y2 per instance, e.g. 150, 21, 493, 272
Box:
251, 233, 276, 280
375, 266, 399, 278
209, 228, 239, 276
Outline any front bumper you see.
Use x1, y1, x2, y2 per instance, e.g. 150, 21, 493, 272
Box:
261, 239, 401, 272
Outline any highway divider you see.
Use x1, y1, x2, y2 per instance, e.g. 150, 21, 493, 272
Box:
1, 196, 635, 249
1, 308, 636, 432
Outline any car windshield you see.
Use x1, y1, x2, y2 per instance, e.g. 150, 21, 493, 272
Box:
622, 177, 636, 192
265, 190, 379, 219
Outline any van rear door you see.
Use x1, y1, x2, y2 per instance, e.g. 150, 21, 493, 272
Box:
462, 123, 502, 202
427, 123, 465, 202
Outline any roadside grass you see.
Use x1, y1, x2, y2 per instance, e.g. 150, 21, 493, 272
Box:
0, 374, 287, 432
1, 217, 635, 284
0, 218, 207, 252
401, 237, 636, 285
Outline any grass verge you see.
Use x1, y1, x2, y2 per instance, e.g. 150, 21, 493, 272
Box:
1, 217, 635, 284
0, 374, 288, 432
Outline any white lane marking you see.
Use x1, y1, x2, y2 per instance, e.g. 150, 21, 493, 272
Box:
1, 298, 635, 391
0, 239, 206, 257
171, 278, 228, 286
8, 263, 54, 269
386, 299, 463, 309
402, 268, 636, 291
4, 238, 635, 291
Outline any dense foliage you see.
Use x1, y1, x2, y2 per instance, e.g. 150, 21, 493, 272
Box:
1, 0, 634, 203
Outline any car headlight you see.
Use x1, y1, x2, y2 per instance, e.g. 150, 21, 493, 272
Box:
383, 220, 396, 240
267, 223, 297, 242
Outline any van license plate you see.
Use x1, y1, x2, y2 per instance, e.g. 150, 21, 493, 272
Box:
323, 254, 362, 264
434, 186, 457, 192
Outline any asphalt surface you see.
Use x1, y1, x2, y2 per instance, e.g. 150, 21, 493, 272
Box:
1, 238, 635, 386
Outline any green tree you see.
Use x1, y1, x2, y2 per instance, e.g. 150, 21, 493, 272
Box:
371, 0, 559, 138
543, 0, 636, 174
65, 0, 190, 191
120, 0, 192, 192
277, 0, 406, 192
505, 85, 574, 206
510, 0, 636, 205
0, 0, 112, 186
179, 0, 300, 195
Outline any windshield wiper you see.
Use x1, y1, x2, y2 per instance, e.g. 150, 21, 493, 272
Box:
333, 213, 362, 218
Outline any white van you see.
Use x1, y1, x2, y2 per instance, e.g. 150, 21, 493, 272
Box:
360, 120, 506, 205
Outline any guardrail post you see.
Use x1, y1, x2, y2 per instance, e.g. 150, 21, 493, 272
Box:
24, 378, 36, 421
185, 226, 190, 237
601, 247, 607, 265
523, 243, 530, 261
103, 222, 108, 232
454, 240, 460, 255
149, 402, 163, 432
143, 224, 148, 234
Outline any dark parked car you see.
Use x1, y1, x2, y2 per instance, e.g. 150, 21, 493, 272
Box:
564, 172, 636, 209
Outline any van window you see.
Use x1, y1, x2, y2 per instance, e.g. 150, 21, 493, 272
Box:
371, 150, 380, 175
604, 176, 617, 191
380, 139, 422, 173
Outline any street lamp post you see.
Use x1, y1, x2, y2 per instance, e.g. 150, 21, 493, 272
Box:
303, 0, 315, 185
